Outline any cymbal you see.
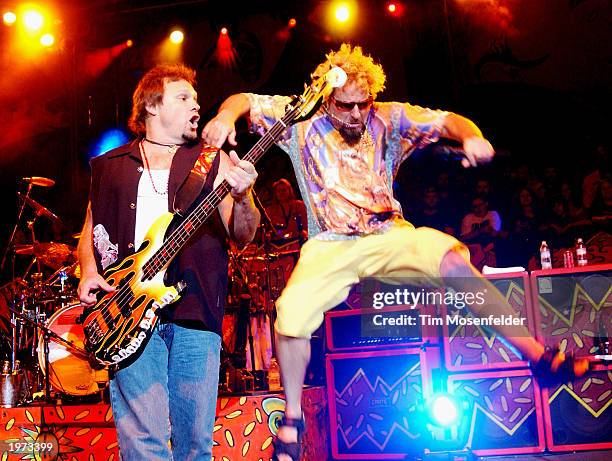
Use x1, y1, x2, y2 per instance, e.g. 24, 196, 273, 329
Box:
17, 192, 61, 224
71, 232, 82, 239
14, 242, 75, 269
22, 176, 55, 187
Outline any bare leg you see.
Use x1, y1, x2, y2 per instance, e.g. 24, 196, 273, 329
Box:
275, 333, 310, 460
439, 249, 545, 362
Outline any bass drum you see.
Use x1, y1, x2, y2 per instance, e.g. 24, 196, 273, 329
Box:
38, 303, 108, 396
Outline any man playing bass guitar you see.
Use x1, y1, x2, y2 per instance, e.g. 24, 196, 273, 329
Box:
77, 63, 260, 461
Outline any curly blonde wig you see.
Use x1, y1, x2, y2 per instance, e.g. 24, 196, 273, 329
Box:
311, 43, 386, 100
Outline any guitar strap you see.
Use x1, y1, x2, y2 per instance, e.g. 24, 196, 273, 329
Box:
172, 144, 219, 216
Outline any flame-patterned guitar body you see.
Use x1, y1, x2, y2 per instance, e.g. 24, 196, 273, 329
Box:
82, 212, 181, 367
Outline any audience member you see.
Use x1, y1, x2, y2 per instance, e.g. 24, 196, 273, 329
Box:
266, 178, 308, 243
460, 197, 502, 245
582, 143, 610, 212
412, 187, 456, 235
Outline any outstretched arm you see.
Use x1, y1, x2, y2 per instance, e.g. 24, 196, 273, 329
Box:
441, 113, 495, 168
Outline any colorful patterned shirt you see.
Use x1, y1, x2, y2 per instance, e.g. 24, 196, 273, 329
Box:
246, 94, 448, 239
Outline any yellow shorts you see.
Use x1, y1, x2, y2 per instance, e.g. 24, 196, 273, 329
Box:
274, 219, 469, 338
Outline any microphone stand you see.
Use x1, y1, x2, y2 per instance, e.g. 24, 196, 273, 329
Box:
1, 181, 32, 274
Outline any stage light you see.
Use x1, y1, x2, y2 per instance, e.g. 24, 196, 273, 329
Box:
40, 33, 54, 47
91, 129, 130, 158
430, 395, 459, 427
23, 10, 44, 31
334, 3, 351, 23
169, 29, 184, 44
386, 2, 404, 17
215, 25, 236, 68
3, 11, 17, 25
288, 18, 297, 28
126, 39, 133, 47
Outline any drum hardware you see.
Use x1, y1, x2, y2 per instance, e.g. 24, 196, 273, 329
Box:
252, 191, 282, 359
8, 304, 103, 401
219, 191, 305, 393
0, 177, 98, 403
16, 192, 62, 224
21, 176, 56, 187
1, 177, 69, 285
0, 360, 31, 407
13, 242, 75, 271
1, 176, 56, 273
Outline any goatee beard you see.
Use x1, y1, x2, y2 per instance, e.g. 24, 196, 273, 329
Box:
325, 107, 367, 144
340, 126, 365, 144
183, 131, 198, 143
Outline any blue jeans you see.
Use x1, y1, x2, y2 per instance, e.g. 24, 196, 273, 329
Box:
109, 322, 221, 461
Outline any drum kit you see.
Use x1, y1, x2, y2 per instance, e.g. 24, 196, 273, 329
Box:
221, 202, 302, 392
0, 177, 107, 407
0, 180, 306, 401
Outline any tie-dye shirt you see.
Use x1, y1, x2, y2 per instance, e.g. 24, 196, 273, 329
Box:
246, 94, 448, 240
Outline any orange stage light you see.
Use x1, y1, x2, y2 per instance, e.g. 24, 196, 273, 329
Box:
334, 4, 350, 23
3, 11, 17, 25
23, 10, 43, 31
169, 30, 184, 44
40, 33, 54, 47
288, 18, 297, 28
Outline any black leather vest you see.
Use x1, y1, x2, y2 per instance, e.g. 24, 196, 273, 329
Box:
89, 140, 228, 335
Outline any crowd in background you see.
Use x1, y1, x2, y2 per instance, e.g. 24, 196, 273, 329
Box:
396, 143, 612, 268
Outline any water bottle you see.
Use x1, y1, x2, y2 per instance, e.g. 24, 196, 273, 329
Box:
540, 241, 552, 269
268, 358, 282, 391
575, 238, 588, 267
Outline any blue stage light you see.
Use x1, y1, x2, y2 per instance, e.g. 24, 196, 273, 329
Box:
430, 395, 459, 427
91, 128, 129, 158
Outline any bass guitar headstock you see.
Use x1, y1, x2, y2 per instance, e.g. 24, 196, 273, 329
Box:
286, 66, 347, 124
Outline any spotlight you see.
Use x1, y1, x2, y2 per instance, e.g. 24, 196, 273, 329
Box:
334, 4, 350, 23
386, 2, 404, 16
220, 27, 228, 35
126, 39, 133, 47
430, 395, 459, 427
91, 128, 129, 158
3, 11, 16, 26
169, 30, 184, 44
40, 33, 54, 47
288, 18, 297, 28
23, 10, 44, 31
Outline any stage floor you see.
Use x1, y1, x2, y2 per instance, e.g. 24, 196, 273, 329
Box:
0, 386, 328, 461
1, 386, 610, 460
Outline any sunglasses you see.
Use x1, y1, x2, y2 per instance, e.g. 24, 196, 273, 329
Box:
331, 96, 373, 112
